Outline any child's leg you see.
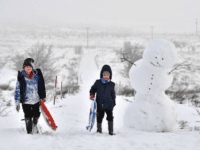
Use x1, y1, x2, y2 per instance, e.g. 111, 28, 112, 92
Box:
96, 110, 105, 123
106, 110, 115, 135
22, 104, 33, 119
31, 102, 40, 134
32, 102, 41, 118
32, 102, 40, 125
96, 110, 105, 133
105, 110, 113, 121
22, 104, 33, 134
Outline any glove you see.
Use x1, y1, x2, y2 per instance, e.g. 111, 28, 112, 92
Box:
90, 94, 94, 100
16, 105, 20, 112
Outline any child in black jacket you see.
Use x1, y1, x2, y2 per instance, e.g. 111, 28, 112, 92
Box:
90, 65, 116, 135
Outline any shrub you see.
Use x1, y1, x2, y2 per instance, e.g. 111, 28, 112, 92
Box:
118, 85, 135, 96
174, 90, 187, 104
178, 120, 188, 129
74, 46, 83, 55
0, 93, 11, 117
194, 126, 200, 131
171, 40, 187, 51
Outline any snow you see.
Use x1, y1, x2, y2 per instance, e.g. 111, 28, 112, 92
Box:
0, 42, 200, 150
124, 92, 177, 132
0, 65, 16, 88
127, 39, 177, 131
129, 39, 177, 95
1, 95, 200, 150
129, 60, 173, 94
143, 39, 177, 72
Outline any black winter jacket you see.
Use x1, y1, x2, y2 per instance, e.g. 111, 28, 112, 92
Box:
90, 65, 116, 110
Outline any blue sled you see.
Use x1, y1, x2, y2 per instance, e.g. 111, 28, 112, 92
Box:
86, 97, 97, 132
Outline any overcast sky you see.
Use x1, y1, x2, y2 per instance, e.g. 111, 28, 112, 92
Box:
0, 0, 199, 32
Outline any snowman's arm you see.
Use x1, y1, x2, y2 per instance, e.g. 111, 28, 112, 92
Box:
111, 83, 116, 105
168, 61, 191, 75
89, 80, 98, 96
121, 53, 136, 66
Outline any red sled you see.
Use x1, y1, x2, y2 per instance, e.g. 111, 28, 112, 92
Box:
40, 100, 57, 131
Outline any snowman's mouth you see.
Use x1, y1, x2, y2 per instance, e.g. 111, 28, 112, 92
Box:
150, 62, 162, 67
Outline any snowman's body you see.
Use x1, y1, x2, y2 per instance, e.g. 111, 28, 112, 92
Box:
124, 39, 177, 132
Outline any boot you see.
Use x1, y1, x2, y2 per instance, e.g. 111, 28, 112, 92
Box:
108, 121, 116, 135
32, 117, 39, 134
25, 118, 32, 134
97, 123, 102, 133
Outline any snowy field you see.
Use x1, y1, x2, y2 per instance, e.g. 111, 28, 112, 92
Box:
1, 51, 200, 150
1, 0, 200, 149
1, 96, 200, 150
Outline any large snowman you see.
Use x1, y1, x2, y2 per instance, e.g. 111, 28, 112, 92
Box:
124, 39, 177, 132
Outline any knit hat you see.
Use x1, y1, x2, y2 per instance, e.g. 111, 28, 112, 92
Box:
23, 58, 34, 69
102, 71, 110, 76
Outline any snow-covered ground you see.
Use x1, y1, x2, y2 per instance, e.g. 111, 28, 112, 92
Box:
1, 52, 200, 150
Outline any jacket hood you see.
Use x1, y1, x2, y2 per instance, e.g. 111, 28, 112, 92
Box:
100, 65, 112, 80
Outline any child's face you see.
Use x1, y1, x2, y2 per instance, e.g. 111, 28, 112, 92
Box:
103, 74, 110, 80
24, 66, 32, 74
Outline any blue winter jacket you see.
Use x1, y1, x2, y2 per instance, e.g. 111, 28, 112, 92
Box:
90, 65, 116, 110
15, 69, 46, 105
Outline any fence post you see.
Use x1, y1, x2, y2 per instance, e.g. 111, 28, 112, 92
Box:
119, 81, 121, 95
54, 76, 57, 105
61, 82, 62, 99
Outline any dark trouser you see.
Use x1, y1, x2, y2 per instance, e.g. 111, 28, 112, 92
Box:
22, 102, 40, 118
22, 102, 40, 134
97, 109, 113, 123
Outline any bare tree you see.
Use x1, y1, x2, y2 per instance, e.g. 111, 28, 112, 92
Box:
27, 43, 59, 87
12, 42, 60, 88
12, 53, 27, 71
120, 42, 143, 78
171, 40, 187, 51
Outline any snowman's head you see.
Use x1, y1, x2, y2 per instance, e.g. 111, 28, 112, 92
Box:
143, 39, 177, 72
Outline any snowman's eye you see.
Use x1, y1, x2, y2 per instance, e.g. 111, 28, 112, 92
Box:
162, 58, 164, 60
155, 57, 157, 59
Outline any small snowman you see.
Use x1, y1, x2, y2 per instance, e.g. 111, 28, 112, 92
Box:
124, 39, 177, 132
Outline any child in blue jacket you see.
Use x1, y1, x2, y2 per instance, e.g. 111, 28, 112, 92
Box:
90, 65, 116, 135
15, 58, 46, 134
